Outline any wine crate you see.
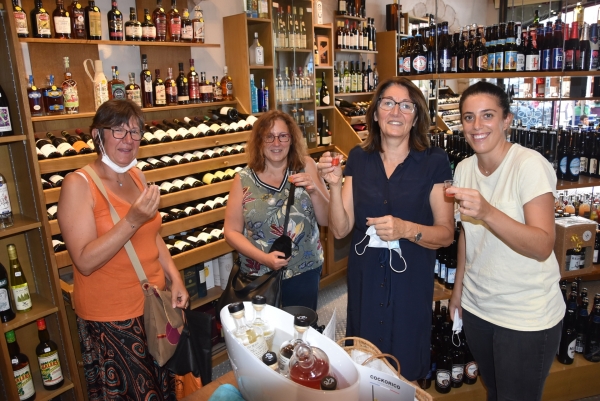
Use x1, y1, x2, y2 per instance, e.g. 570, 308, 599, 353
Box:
554, 216, 597, 278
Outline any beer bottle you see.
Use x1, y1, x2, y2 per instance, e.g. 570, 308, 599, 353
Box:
557, 309, 577, 364
580, 23, 592, 71
541, 21, 553, 71
495, 22, 506, 71
552, 18, 564, 71
465, 24, 475, 72
516, 22, 526, 72
525, 25, 540, 71
451, 31, 460, 72
488, 24, 498, 72
557, 128, 569, 180
438, 21, 452, 73
585, 304, 600, 362
435, 335, 452, 394
564, 22, 579, 71
575, 297, 589, 354
456, 28, 467, 73
450, 334, 465, 388
567, 128, 581, 182
412, 33, 427, 74
463, 334, 478, 385
504, 21, 517, 72
473, 29, 488, 72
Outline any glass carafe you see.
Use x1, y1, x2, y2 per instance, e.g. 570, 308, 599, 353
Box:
289, 342, 330, 389
250, 295, 275, 350
228, 302, 268, 359
278, 314, 310, 377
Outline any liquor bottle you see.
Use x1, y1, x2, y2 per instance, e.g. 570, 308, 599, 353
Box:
13, 0, 30, 38
565, 22, 580, 71
249, 295, 275, 349
580, 23, 592, 71
61, 131, 92, 154
141, 8, 156, 41
125, 72, 142, 107
53, 0, 71, 38
300, 9, 307, 48
36, 317, 64, 390
558, 309, 577, 364
153, 69, 166, 107
124, 7, 141, 40
540, 22, 552, 71
289, 341, 330, 390
249, 32, 264, 66
68, 0, 85, 38
192, 5, 204, 43
85, 0, 101, 39
108, 66, 126, 100
173, 63, 189, 105
0, 172, 13, 229
250, 74, 258, 113
31, 0, 51, 38
576, 297, 589, 353
152, 0, 166, 41
140, 54, 153, 108
0, 85, 12, 137
228, 302, 268, 359
279, 315, 311, 377
166, 0, 180, 42
6, 330, 36, 401
180, 8, 192, 42
438, 21, 452, 73
161, 67, 177, 106
8, 245, 32, 313
188, 59, 200, 104
435, 335, 452, 394
0, 260, 15, 322
257, 79, 267, 112
337, 0, 346, 15
60, 57, 79, 115
43, 75, 65, 115
107, 0, 123, 41
220, 66, 233, 101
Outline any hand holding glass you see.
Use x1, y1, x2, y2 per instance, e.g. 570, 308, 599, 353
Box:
330, 152, 341, 166
444, 180, 454, 198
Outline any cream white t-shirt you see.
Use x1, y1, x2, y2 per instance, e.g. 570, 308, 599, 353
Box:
454, 144, 565, 331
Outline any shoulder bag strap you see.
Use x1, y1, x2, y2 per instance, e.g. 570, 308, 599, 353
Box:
282, 182, 295, 233
82, 165, 149, 284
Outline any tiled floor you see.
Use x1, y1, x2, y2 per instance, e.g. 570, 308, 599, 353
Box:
213, 275, 600, 401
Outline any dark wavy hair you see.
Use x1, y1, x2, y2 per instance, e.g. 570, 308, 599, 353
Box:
363, 77, 430, 153
246, 110, 307, 173
90, 99, 145, 155
459, 81, 511, 119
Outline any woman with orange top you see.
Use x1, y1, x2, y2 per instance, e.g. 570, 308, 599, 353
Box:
57, 100, 188, 400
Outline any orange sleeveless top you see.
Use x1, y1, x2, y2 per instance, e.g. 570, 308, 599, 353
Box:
73, 167, 165, 321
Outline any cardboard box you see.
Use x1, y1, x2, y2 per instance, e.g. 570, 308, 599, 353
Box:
554, 216, 597, 278
316, 35, 330, 66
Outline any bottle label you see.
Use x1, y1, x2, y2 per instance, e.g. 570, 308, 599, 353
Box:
38, 350, 63, 385
0, 287, 10, 312
590, 159, 598, 175
451, 364, 464, 382
136, 161, 150, 169
189, 81, 200, 99
255, 47, 264, 65
0, 181, 10, 217
592, 50, 599, 70
567, 339, 576, 359
155, 85, 166, 105
451, 55, 458, 72
54, 16, 71, 34
413, 55, 427, 72
170, 17, 181, 35
541, 49, 551, 70
440, 263, 446, 280
465, 361, 478, 379
144, 75, 153, 93
559, 156, 568, 175
142, 26, 156, 38
516, 53, 525, 71
476, 55, 488, 70
173, 240, 188, 251
182, 24, 193, 40
12, 283, 31, 311
109, 19, 123, 38
279, 352, 291, 377
504, 50, 517, 70
126, 25, 142, 37
156, 16, 166, 36
580, 157, 588, 173
14, 11, 28, 34
567, 254, 581, 271
193, 21, 204, 40
569, 158, 580, 177
525, 54, 540, 71
434, 260, 439, 275
494, 52, 503, 71
183, 177, 198, 186
160, 182, 174, 191
488, 52, 495, 71
93, 81, 109, 110
576, 334, 586, 353
446, 268, 456, 284
73, 10, 85, 33
436, 369, 451, 388
565, 50, 574, 68
552, 48, 563, 70
126, 88, 142, 106
13, 364, 35, 400
36, 13, 51, 35
439, 53, 451, 71
111, 83, 126, 100
88, 11, 101, 36
63, 83, 79, 109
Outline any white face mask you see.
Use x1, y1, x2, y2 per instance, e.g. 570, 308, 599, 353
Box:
355, 225, 407, 273
96, 130, 137, 174
452, 308, 463, 347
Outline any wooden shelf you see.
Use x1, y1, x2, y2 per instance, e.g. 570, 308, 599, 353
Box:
433, 281, 453, 302
160, 208, 226, 237
335, 49, 377, 54
278, 99, 315, 105
335, 91, 375, 97
317, 105, 335, 110
158, 180, 233, 209
172, 239, 233, 271
314, 24, 334, 29
315, 66, 334, 70
55, 250, 72, 269
557, 176, 600, 190
0, 134, 26, 144
249, 65, 274, 70
190, 286, 224, 310
1, 293, 59, 333
275, 48, 312, 53
19, 38, 220, 47
398, 71, 600, 81
212, 347, 229, 366
144, 153, 247, 182
438, 103, 460, 110
334, 15, 366, 21
0, 214, 41, 239
307, 145, 336, 155
34, 377, 75, 401
247, 17, 272, 24
343, 115, 367, 125
31, 100, 238, 122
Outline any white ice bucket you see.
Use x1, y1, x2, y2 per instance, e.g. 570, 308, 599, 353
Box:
220, 303, 360, 401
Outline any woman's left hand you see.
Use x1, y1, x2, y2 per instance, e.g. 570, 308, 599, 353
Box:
169, 279, 190, 309
290, 172, 317, 194
447, 187, 492, 220
366, 215, 407, 241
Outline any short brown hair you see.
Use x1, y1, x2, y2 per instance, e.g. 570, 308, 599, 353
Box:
90, 99, 145, 155
246, 110, 307, 173
363, 77, 430, 153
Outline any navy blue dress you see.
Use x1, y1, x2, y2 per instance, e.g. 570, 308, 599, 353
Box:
344, 145, 452, 381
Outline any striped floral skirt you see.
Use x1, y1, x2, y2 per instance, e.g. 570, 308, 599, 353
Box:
77, 315, 176, 401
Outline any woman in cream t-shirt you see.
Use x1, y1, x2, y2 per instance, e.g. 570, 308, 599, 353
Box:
448, 81, 565, 401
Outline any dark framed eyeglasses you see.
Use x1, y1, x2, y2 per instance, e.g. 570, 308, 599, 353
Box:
378, 98, 416, 114
264, 133, 291, 143
102, 127, 142, 141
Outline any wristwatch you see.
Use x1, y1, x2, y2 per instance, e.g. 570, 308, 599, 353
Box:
414, 225, 422, 243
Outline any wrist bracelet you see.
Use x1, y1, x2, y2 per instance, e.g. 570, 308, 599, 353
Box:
125, 218, 135, 230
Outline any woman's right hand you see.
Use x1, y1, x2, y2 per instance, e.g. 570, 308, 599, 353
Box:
263, 251, 291, 270
125, 185, 161, 227
448, 289, 463, 321
317, 152, 343, 187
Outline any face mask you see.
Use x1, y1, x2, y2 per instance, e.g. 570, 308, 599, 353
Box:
96, 131, 137, 174
452, 308, 463, 347
355, 225, 407, 273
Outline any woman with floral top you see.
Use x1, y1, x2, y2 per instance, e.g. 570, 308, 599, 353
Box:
224, 110, 329, 311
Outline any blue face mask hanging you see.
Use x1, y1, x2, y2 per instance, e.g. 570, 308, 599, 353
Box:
354, 225, 407, 273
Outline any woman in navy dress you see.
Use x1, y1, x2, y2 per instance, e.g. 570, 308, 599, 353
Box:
318, 77, 454, 381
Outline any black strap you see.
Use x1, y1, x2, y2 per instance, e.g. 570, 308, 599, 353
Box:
282, 182, 295, 233
232, 268, 281, 296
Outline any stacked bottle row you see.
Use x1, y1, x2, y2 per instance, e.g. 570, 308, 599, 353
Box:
335, 18, 377, 52
275, 67, 314, 104
14, 0, 205, 43
228, 299, 338, 391
419, 303, 478, 393
334, 99, 369, 117
272, 5, 309, 50
558, 278, 600, 363
333, 60, 377, 94
397, 15, 600, 75
433, 223, 460, 290
555, 192, 600, 221
430, 131, 474, 175
159, 195, 228, 223
164, 222, 224, 256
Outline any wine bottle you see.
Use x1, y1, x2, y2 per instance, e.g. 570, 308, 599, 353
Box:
197, 116, 224, 134
159, 155, 178, 166
171, 154, 190, 164
36, 137, 61, 158
159, 181, 179, 194
184, 203, 200, 216
152, 120, 182, 140
140, 54, 154, 108
27, 75, 44, 117
163, 119, 192, 139
145, 124, 171, 142
153, 69, 166, 106
0, 84, 15, 137
165, 242, 181, 256
12, 0, 30, 37
167, 237, 193, 252
8, 244, 32, 313
6, 330, 36, 401
186, 116, 213, 136
166, 0, 180, 42
164, 67, 177, 106
195, 201, 212, 212
168, 207, 187, 219
171, 179, 191, 190
174, 118, 201, 137
62, 57, 79, 114
159, 211, 173, 223
47, 173, 65, 187
36, 317, 65, 390
141, 8, 156, 41
46, 132, 77, 156
85, 0, 101, 40
192, 150, 211, 160
124, 6, 141, 41
41, 178, 53, 189
180, 152, 199, 162
107, 0, 123, 41
146, 157, 167, 168
77, 129, 95, 150
53, 0, 71, 38
188, 58, 200, 104
0, 259, 15, 322
31, 0, 51, 38
61, 131, 93, 154
202, 172, 220, 185
68, 0, 86, 39
211, 106, 239, 121
183, 176, 203, 187
135, 160, 154, 171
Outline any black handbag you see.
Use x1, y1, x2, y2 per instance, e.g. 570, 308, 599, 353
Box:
216, 183, 295, 314
165, 308, 213, 385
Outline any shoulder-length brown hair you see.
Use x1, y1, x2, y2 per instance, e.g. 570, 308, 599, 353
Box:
246, 110, 307, 173
363, 77, 430, 153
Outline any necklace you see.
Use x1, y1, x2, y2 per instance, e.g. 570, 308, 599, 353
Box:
116, 179, 123, 187
478, 163, 491, 176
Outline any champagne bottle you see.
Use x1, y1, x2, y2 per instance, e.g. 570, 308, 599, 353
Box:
6, 330, 36, 401
0, 260, 15, 322
36, 317, 64, 390
8, 244, 32, 313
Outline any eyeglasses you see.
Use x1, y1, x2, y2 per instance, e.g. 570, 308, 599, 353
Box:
264, 133, 291, 143
378, 98, 416, 114
102, 127, 142, 141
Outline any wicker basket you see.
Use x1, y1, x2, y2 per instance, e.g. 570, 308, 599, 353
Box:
336, 337, 433, 401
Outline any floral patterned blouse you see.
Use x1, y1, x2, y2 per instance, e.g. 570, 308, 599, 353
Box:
238, 166, 324, 279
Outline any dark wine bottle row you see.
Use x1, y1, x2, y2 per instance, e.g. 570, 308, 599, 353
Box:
164, 221, 224, 255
